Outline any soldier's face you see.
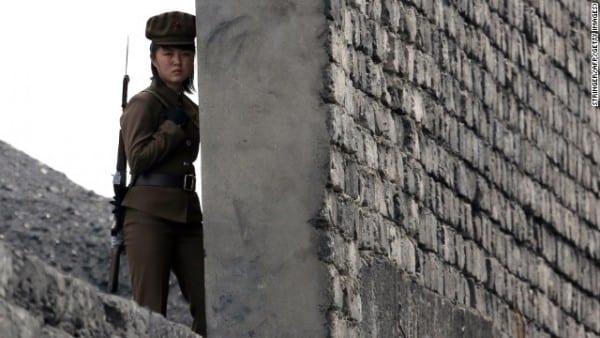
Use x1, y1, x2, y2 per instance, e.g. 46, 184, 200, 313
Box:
152, 46, 195, 91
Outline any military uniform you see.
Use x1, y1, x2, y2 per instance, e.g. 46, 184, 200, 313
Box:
120, 11, 206, 336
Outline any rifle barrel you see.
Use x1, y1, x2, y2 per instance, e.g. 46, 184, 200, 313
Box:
121, 36, 130, 110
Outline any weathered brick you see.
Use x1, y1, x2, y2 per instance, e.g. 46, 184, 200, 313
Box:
363, 133, 378, 169
373, 177, 388, 218
372, 21, 388, 63
344, 159, 360, 200
330, 149, 345, 192
401, 5, 418, 43
380, 0, 400, 32
418, 209, 438, 252
330, 313, 354, 338
401, 236, 417, 273
438, 224, 456, 264
337, 198, 359, 239
357, 209, 377, 250
324, 1, 598, 336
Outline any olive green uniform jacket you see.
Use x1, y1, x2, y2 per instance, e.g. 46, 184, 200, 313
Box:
120, 81, 202, 224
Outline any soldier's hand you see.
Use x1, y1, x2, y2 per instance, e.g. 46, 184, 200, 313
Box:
110, 197, 124, 215
165, 105, 190, 126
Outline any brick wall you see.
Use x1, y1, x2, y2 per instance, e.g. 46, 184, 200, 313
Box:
321, 0, 599, 337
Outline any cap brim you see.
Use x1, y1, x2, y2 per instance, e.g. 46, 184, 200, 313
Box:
152, 37, 195, 45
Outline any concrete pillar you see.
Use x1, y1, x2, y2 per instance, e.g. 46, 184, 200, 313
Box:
195, 1, 329, 337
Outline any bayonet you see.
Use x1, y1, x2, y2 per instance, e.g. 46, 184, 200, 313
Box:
121, 36, 130, 111
124, 36, 129, 75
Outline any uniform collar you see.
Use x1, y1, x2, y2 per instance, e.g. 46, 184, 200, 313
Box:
149, 80, 184, 106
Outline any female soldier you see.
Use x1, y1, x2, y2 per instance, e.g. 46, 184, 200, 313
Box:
120, 11, 206, 336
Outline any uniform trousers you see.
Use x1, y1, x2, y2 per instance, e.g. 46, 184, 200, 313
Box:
123, 208, 206, 336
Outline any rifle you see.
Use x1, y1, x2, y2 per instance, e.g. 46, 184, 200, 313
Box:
108, 37, 130, 293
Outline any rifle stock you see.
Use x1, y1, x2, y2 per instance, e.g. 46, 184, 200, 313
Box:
107, 241, 124, 293
108, 199, 125, 293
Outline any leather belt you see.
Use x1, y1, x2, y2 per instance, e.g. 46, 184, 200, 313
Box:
133, 173, 196, 192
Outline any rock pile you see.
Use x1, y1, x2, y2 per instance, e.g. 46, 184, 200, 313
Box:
0, 240, 198, 338
0, 140, 193, 335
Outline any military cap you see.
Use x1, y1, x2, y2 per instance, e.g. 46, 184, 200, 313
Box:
145, 11, 196, 45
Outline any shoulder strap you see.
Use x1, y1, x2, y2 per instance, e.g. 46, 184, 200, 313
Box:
115, 90, 167, 189
142, 89, 169, 107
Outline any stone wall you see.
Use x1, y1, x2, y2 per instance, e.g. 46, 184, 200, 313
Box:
322, 0, 599, 337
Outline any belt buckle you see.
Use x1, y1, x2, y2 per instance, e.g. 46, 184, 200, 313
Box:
183, 174, 196, 192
